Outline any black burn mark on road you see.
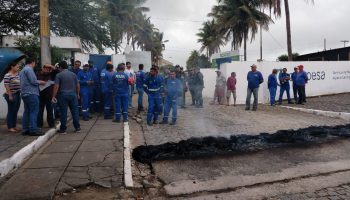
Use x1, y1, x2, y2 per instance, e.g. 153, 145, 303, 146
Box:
132, 124, 350, 164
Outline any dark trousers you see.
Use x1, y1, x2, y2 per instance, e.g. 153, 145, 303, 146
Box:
292, 84, 298, 103
38, 96, 54, 128
194, 86, 203, 106
58, 93, 80, 131
4, 92, 21, 129
90, 86, 102, 112
189, 88, 195, 104
278, 85, 291, 103
297, 86, 306, 104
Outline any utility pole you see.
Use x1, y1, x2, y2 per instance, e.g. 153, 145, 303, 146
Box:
340, 40, 349, 47
40, 0, 51, 66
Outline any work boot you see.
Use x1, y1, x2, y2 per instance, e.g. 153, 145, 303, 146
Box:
83, 117, 89, 121
169, 122, 176, 125
113, 119, 121, 123
159, 120, 168, 125
147, 122, 153, 126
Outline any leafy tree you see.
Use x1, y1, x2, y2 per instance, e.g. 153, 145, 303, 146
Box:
186, 50, 211, 69
1, 0, 111, 52
209, 0, 272, 61
14, 36, 65, 67
197, 20, 226, 58
259, 0, 314, 61
277, 53, 299, 61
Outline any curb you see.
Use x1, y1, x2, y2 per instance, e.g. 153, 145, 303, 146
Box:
281, 106, 350, 121
0, 123, 60, 177
123, 122, 134, 188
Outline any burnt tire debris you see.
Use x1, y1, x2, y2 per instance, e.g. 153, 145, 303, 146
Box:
132, 124, 350, 164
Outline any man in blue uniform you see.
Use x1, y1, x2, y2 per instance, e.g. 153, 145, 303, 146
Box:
77, 64, 94, 121
88, 60, 101, 113
160, 71, 182, 125
143, 66, 164, 126
100, 64, 114, 119
245, 64, 264, 111
136, 64, 145, 113
113, 64, 129, 123
278, 68, 292, 105
291, 67, 299, 103
71, 60, 82, 75
268, 69, 278, 106
296, 65, 308, 105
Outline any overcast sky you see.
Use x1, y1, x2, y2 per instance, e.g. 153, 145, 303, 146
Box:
139, 0, 350, 66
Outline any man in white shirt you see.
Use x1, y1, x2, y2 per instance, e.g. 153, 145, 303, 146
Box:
125, 62, 136, 108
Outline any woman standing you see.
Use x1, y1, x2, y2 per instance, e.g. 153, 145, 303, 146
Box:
3, 62, 21, 133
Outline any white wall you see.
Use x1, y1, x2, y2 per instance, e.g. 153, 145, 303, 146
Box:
111, 54, 126, 71
74, 52, 89, 66
202, 61, 350, 104
125, 51, 152, 72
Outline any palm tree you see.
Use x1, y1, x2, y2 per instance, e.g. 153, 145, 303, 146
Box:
100, 0, 149, 53
259, 0, 314, 61
197, 20, 226, 58
210, 0, 272, 61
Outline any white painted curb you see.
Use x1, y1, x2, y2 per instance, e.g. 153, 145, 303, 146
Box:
281, 106, 350, 121
0, 123, 60, 177
123, 122, 134, 188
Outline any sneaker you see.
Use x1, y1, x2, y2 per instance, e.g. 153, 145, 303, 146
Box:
58, 129, 67, 135
74, 128, 81, 133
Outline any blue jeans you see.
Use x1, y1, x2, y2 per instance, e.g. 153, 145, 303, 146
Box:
4, 92, 21, 129
279, 85, 291, 103
22, 94, 39, 133
128, 85, 134, 107
163, 95, 177, 123
147, 93, 161, 123
58, 93, 80, 131
137, 88, 144, 111
115, 93, 128, 121
269, 87, 277, 105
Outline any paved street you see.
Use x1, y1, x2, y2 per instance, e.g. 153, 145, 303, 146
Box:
0, 115, 124, 200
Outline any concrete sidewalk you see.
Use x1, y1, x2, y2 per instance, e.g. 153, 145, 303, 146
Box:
0, 115, 124, 200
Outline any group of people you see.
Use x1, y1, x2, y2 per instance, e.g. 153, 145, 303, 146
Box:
268, 64, 308, 106
210, 64, 308, 111
2, 57, 206, 135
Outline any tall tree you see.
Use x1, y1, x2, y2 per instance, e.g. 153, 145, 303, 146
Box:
197, 20, 226, 58
210, 0, 272, 61
259, 0, 314, 61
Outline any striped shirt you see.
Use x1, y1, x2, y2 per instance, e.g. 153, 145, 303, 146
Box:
4, 73, 21, 93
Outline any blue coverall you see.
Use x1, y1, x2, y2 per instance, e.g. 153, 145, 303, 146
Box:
278, 72, 292, 104
163, 78, 182, 123
100, 69, 114, 118
136, 70, 145, 112
113, 72, 129, 122
268, 74, 278, 106
77, 70, 93, 119
143, 75, 164, 124
89, 66, 101, 112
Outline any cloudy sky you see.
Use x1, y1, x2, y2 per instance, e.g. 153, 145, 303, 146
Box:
140, 0, 350, 66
